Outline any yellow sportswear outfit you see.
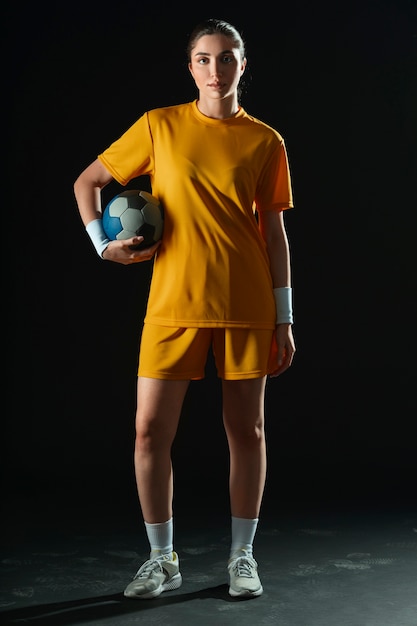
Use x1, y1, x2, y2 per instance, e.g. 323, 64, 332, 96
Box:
98, 100, 294, 330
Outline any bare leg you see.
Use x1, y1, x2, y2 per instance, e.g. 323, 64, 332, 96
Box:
134, 376, 190, 523
222, 377, 267, 519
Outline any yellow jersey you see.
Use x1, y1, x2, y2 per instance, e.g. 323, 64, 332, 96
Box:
98, 100, 294, 329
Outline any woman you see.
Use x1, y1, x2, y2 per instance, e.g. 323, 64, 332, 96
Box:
74, 18, 295, 600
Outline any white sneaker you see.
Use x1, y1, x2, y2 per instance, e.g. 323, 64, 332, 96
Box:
124, 552, 182, 600
228, 549, 263, 598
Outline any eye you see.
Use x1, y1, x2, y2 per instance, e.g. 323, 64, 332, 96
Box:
222, 55, 235, 64
197, 57, 209, 64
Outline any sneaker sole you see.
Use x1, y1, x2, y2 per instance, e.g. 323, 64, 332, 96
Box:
229, 584, 263, 598
124, 572, 182, 600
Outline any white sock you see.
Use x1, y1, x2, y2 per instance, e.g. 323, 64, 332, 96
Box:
144, 518, 173, 559
230, 516, 259, 558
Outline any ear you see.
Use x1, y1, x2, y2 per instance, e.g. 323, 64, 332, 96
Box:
188, 62, 194, 78
240, 57, 247, 76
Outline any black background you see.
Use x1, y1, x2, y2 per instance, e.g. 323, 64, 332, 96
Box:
4, 0, 417, 519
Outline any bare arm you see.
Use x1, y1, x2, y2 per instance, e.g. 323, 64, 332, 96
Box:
73, 158, 114, 227
73, 159, 160, 264
258, 208, 295, 376
257, 208, 291, 289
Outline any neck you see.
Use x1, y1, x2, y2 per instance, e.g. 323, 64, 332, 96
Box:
196, 95, 240, 120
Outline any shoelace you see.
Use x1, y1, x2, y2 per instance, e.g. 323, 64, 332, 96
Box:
134, 559, 164, 580
231, 557, 256, 578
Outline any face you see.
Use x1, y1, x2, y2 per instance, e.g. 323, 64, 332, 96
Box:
188, 34, 246, 102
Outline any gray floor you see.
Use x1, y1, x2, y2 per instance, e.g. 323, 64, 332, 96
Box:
1, 486, 417, 626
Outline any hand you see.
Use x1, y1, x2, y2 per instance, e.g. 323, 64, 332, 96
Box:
269, 323, 296, 377
102, 237, 161, 265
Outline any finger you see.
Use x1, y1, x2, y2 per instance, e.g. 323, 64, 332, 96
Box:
128, 241, 161, 263
270, 347, 294, 377
276, 345, 286, 368
270, 362, 289, 378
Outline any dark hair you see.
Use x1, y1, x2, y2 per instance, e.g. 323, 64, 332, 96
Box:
186, 19, 248, 100
186, 18, 246, 62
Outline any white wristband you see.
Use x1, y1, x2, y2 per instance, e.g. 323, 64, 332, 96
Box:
273, 287, 293, 324
85, 219, 110, 258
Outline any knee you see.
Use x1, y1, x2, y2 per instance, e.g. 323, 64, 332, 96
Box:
228, 422, 265, 448
134, 423, 173, 455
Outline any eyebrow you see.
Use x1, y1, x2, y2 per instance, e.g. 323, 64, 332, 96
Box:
193, 49, 235, 57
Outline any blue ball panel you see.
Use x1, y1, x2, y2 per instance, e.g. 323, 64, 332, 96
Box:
102, 210, 123, 241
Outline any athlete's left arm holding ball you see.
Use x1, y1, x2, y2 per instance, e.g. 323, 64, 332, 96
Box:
258, 208, 295, 377
74, 158, 161, 265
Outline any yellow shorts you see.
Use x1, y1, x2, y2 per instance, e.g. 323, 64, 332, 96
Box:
138, 324, 278, 380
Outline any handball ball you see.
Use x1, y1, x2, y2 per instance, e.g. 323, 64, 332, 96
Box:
103, 189, 164, 250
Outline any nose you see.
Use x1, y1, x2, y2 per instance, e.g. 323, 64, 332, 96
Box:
210, 59, 222, 76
